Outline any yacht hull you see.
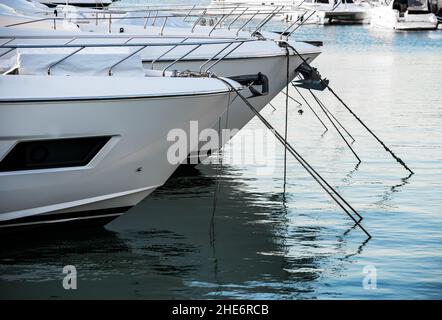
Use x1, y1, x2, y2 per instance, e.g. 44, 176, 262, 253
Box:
284, 5, 370, 25
144, 52, 321, 162
370, 8, 438, 30
0, 75, 234, 229
323, 10, 369, 24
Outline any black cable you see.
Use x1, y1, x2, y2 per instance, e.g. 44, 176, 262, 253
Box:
326, 85, 414, 175
287, 43, 413, 175
283, 47, 289, 193
217, 77, 370, 239
309, 89, 361, 164
293, 85, 329, 132
209, 91, 232, 247
294, 81, 354, 141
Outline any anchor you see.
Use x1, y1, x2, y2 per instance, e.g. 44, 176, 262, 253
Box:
292, 63, 329, 91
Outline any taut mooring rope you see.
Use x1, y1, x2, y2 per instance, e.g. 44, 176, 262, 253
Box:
216, 76, 370, 239
326, 85, 414, 175
309, 89, 361, 164
287, 43, 413, 175
291, 86, 329, 132
210, 91, 233, 248
283, 47, 290, 193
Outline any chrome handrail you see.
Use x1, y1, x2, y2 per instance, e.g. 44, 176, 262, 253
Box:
1, 37, 258, 77
228, 7, 248, 30
152, 10, 159, 27
160, 16, 168, 36
0, 34, 254, 41
162, 44, 202, 76
199, 42, 233, 73
236, 10, 260, 37
143, 11, 151, 29
183, 4, 196, 22
150, 37, 188, 70
191, 9, 207, 33
253, 5, 286, 33
47, 47, 85, 75
205, 41, 245, 73
3, 9, 285, 33
108, 45, 148, 76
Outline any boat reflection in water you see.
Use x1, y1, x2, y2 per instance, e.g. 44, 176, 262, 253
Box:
110, 164, 328, 299
0, 160, 362, 299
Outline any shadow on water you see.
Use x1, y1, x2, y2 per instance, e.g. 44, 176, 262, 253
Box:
0, 162, 366, 299
107, 163, 360, 299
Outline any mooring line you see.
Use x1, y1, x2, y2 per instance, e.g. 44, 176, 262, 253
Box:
297, 83, 355, 142
281, 90, 302, 107
309, 89, 361, 164
216, 77, 370, 238
210, 91, 233, 248
282, 89, 302, 108
286, 43, 413, 175
317, 93, 356, 142
268, 102, 277, 111
292, 85, 329, 132
209, 118, 221, 248
283, 48, 290, 193
326, 85, 414, 175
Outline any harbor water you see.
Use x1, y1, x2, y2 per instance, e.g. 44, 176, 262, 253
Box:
1, 4, 442, 299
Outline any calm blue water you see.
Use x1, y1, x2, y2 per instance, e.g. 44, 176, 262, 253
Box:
0, 3, 442, 299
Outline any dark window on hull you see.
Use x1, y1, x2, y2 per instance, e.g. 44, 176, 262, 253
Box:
0, 136, 111, 172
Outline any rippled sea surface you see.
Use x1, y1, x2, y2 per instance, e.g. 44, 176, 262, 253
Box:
1, 3, 442, 299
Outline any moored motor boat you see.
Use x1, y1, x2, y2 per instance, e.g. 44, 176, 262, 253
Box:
0, 40, 242, 229
370, 0, 438, 30
284, 0, 371, 24
0, 0, 322, 163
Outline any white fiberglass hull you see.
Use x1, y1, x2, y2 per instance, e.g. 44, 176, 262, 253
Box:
106, 27, 321, 159
0, 75, 236, 228
370, 8, 438, 30
284, 4, 370, 24
146, 51, 321, 162
0, 27, 321, 162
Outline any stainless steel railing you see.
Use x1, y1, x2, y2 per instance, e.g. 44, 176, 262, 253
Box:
4, 7, 290, 36
0, 36, 257, 76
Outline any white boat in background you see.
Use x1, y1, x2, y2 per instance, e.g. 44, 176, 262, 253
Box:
0, 2, 80, 30
38, 0, 113, 8
370, 0, 438, 30
428, 0, 442, 20
0, 38, 241, 229
284, 0, 371, 24
209, 0, 296, 13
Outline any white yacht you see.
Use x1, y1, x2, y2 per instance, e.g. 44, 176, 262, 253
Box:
0, 38, 242, 229
0, 1, 80, 31
428, 0, 442, 20
209, 0, 296, 13
370, 0, 438, 30
284, 0, 371, 24
0, 0, 322, 163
